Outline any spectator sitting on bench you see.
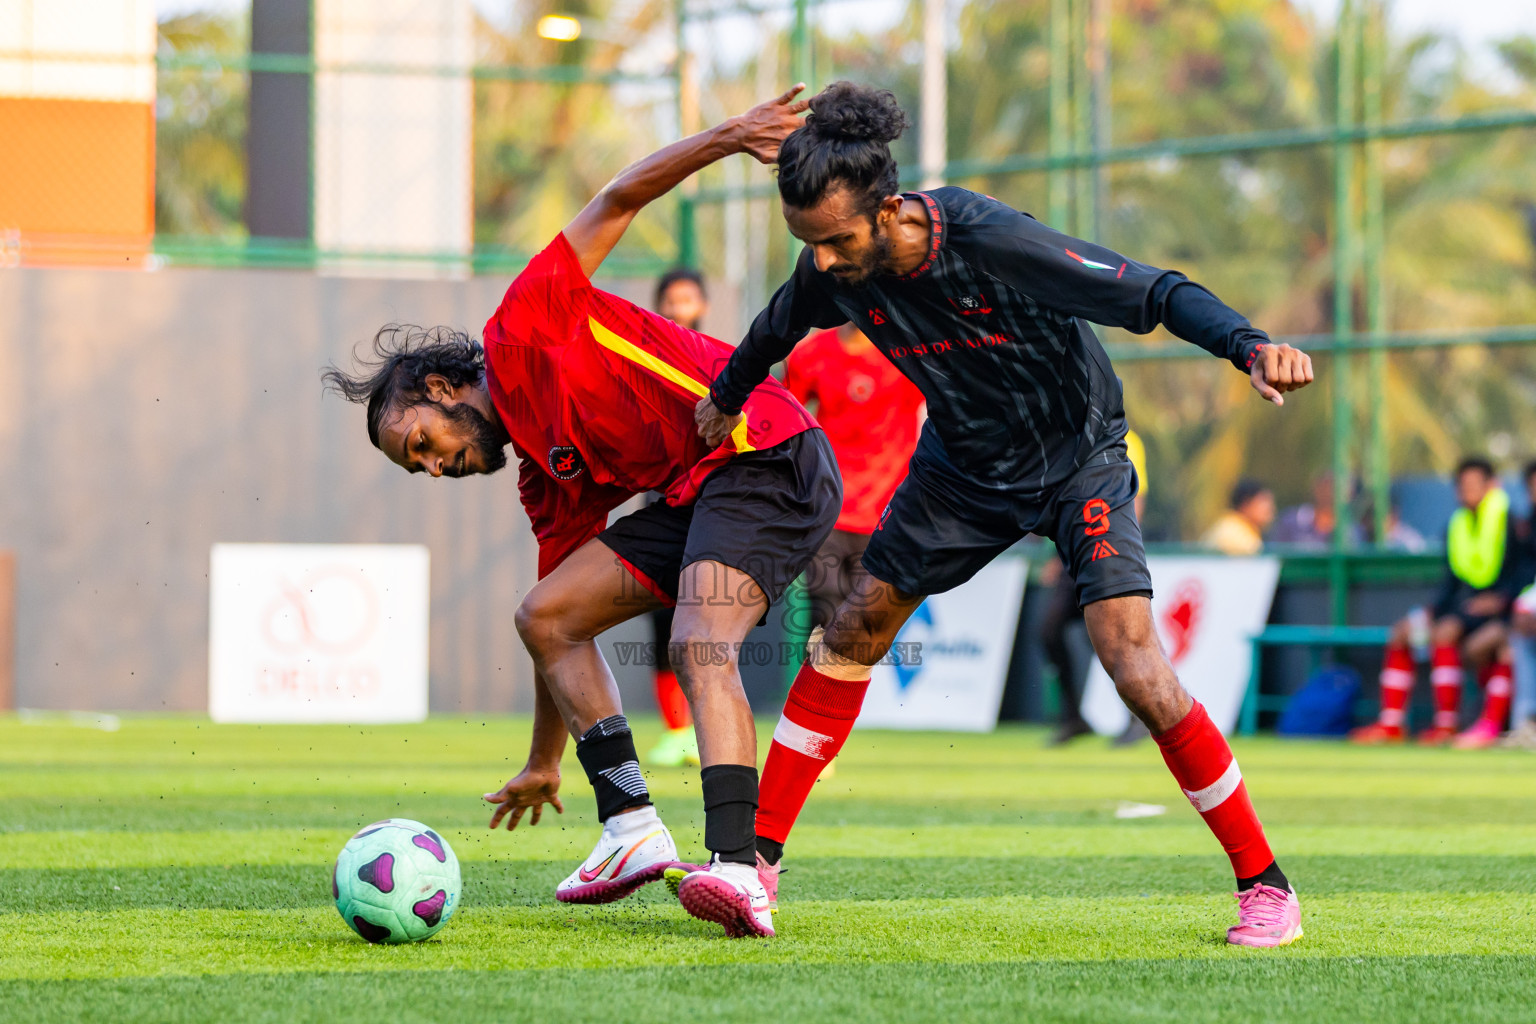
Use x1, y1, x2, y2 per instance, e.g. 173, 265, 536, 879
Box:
1351, 457, 1529, 746
1201, 479, 1275, 556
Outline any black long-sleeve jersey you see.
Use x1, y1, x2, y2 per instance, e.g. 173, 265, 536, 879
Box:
709, 187, 1271, 492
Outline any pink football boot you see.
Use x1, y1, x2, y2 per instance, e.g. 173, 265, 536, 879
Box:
1227, 883, 1303, 947
676, 857, 775, 937
1453, 719, 1501, 749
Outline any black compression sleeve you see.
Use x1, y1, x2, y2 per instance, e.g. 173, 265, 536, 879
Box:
709, 300, 795, 414
709, 249, 846, 415
1155, 277, 1271, 374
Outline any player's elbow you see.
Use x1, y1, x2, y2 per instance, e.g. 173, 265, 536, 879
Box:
594, 180, 644, 218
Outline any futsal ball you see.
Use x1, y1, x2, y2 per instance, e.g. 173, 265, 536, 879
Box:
333, 818, 461, 944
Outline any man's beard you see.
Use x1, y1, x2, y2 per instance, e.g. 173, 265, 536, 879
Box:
828, 229, 892, 286
443, 401, 509, 475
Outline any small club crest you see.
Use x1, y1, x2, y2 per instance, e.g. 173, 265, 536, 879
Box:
947, 292, 993, 316
548, 445, 585, 480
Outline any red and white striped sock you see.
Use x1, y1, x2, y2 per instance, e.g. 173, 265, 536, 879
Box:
1377, 644, 1414, 732
1154, 701, 1276, 881
653, 669, 692, 731
756, 662, 869, 856
1431, 645, 1463, 730
1481, 663, 1513, 729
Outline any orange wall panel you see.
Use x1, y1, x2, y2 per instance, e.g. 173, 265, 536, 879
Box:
0, 97, 154, 237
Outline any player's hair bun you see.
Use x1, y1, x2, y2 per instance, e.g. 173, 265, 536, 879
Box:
804, 81, 909, 145
778, 81, 910, 216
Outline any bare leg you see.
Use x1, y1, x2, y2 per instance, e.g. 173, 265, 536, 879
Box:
514, 538, 661, 736
669, 560, 771, 767
1083, 594, 1192, 733
1464, 620, 1507, 671
821, 573, 926, 666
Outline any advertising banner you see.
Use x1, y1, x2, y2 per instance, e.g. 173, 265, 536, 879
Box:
856, 558, 1028, 732
1080, 556, 1280, 736
209, 543, 430, 723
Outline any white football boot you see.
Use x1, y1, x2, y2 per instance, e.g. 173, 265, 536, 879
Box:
675, 855, 776, 937
555, 805, 679, 904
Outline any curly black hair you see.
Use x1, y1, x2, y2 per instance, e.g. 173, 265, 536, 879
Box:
321, 325, 485, 449
777, 81, 910, 218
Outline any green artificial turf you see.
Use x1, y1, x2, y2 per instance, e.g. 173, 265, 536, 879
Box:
2, 716, 1533, 1022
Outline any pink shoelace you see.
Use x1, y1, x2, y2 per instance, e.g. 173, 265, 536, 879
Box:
1235, 883, 1290, 928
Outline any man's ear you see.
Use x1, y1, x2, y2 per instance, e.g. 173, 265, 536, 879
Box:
422, 373, 454, 403
877, 193, 904, 225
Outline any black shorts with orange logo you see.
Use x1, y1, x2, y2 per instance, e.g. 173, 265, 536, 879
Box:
598, 428, 842, 609
861, 421, 1152, 608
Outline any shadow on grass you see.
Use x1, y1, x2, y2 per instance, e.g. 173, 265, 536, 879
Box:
4, 955, 1535, 1024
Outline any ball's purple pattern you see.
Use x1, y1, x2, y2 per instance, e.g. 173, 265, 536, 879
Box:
356, 852, 395, 894
352, 915, 392, 944
412, 889, 447, 926
334, 818, 459, 944
412, 832, 447, 863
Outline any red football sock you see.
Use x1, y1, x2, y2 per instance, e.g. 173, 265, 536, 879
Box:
653, 669, 691, 731
1377, 644, 1413, 731
756, 662, 869, 850
1481, 664, 1513, 729
1154, 701, 1275, 880
1430, 645, 1463, 730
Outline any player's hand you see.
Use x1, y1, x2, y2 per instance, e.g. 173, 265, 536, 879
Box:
484, 765, 564, 831
695, 394, 745, 447
1250, 342, 1314, 406
1464, 592, 1507, 618
730, 84, 811, 164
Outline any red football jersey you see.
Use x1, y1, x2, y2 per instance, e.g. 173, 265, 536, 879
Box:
483, 233, 817, 577
784, 328, 924, 533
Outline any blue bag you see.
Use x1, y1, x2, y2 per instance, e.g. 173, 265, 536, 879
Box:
1276, 665, 1362, 737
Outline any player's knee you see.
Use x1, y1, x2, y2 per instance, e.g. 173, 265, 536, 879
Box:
667, 622, 737, 688
823, 618, 886, 667
514, 590, 568, 654
1432, 617, 1463, 648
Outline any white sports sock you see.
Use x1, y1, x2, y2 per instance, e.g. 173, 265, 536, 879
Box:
606, 803, 661, 836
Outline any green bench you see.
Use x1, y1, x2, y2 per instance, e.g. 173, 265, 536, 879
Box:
1239, 624, 1392, 735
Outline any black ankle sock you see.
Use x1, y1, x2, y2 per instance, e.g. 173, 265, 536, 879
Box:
701, 764, 758, 866
574, 715, 651, 822
756, 836, 784, 866
1237, 860, 1290, 893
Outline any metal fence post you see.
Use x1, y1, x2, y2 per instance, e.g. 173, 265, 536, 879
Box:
1329, 0, 1361, 625
1363, 0, 1390, 547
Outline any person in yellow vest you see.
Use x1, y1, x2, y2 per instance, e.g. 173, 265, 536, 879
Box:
1040, 430, 1149, 745
1352, 457, 1527, 746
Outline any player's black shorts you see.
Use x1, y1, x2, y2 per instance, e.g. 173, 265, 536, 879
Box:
862, 423, 1151, 608
598, 428, 841, 608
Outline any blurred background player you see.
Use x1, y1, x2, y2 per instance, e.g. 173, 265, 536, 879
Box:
1352, 457, 1531, 746
1507, 581, 1536, 749
784, 322, 925, 631
782, 321, 925, 781
1201, 479, 1276, 555
1039, 428, 1148, 746
645, 267, 712, 768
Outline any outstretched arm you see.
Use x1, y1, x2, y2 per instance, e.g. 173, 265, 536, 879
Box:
953, 195, 1314, 405
563, 85, 810, 278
